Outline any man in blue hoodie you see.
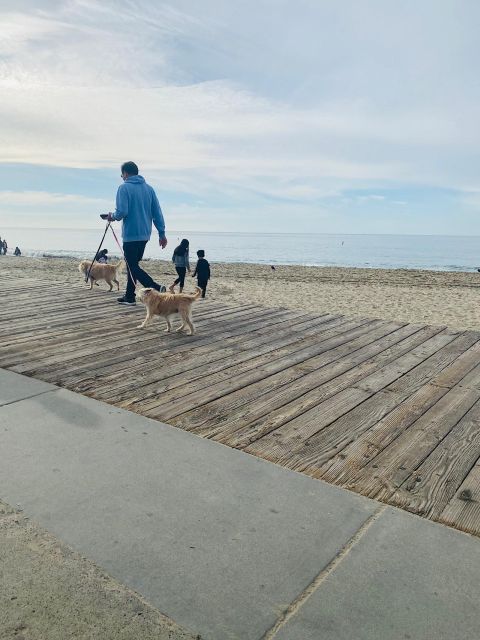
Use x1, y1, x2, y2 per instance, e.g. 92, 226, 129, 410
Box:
107, 161, 168, 305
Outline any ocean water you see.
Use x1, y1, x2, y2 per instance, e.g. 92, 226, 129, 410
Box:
1, 227, 480, 272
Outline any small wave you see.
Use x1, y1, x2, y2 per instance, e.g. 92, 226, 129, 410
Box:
22, 250, 123, 261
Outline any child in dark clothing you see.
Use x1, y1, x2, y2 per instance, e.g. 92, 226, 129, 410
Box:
170, 238, 190, 293
192, 249, 210, 298
95, 248, 109, 263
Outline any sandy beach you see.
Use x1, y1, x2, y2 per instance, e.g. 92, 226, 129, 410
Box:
3, 255, 480, 331
0, 500, 196, 640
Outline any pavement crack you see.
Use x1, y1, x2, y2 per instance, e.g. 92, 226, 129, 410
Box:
260, 504, 388, 639
0, 388, 60, 408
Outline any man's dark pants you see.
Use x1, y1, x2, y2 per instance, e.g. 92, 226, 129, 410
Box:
123, 240, 161, 301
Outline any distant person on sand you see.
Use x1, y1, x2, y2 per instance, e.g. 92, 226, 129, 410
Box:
14, 246, 21, 256
169, 239, 190, 293
192, 249, 210, 298
95, 248, 108, 263
2, 240, 7, 255
106, 161, 168, 305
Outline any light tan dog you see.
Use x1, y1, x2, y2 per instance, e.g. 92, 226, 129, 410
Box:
78, 260, 122, 291
137, 287, 202, 334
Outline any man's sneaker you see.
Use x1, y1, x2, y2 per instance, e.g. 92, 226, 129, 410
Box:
117, 296, 136, 306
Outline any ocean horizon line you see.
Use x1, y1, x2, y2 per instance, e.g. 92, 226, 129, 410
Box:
1, 227, 479, 273
2, 226, 480, 239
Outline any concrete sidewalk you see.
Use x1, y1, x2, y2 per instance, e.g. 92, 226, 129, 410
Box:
0, 368, 479, 639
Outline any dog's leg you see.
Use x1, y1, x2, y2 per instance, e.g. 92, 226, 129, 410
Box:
175, 312, 185, 332
137, 311, 153, 329
186, 310, 195, 336
107, 279, 113, 291
188, 309, 196, 336
176, 309, 189, 333
164, 316, 172, 333
113, 278, 119, 291
89, 277, 95, 290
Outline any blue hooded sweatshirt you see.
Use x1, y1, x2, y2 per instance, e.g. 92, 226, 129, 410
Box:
112, 175, 165, 242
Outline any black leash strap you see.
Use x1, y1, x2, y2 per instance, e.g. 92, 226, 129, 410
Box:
85, 221, 111, 283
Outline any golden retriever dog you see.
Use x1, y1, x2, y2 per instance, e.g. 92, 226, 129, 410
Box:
78, 260, 122, 291
137, 287, 202, 335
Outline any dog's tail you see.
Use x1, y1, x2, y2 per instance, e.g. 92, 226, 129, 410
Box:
115, 260, 123, 268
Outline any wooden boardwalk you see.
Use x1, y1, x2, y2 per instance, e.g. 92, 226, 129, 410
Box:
2, 273, 480, 537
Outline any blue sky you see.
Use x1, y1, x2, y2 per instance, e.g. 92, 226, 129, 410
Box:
1, 1, 479, 234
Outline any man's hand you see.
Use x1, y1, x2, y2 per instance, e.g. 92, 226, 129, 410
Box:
107, 212, 115, 222
159, 237, 168, 249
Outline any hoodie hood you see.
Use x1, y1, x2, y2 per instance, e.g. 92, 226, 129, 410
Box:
125, 175, 145, 185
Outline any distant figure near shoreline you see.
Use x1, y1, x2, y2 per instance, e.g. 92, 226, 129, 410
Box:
14, 246, 21, 256
95, 248, 108, 263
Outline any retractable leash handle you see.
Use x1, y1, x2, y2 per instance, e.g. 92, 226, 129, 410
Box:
86, 219, 111, 283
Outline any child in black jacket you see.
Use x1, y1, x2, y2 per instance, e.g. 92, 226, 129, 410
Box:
192, 249, 210, 298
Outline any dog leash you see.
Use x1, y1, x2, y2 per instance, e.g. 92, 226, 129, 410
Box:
86, 221, 111, 283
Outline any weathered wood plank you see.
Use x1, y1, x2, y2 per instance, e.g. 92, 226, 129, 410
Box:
245, 333, 462, 468
0, 298, 237, 355
87, 311, 338, 402
171, 321, 423, 438
351, 385, 480, 502
41, 308, 312, 384
8, 304, 277, 374
322, 341, 480, 487
63, 310, 315, 389
238, 329, 459, 458
0, 303, 270, 368
438, 458, 480, 535
139, 318, 380, 420
244, 386, 375, 463
0, 294, 247, 338
202, 324, 438, 446
389, 394, 480, 519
